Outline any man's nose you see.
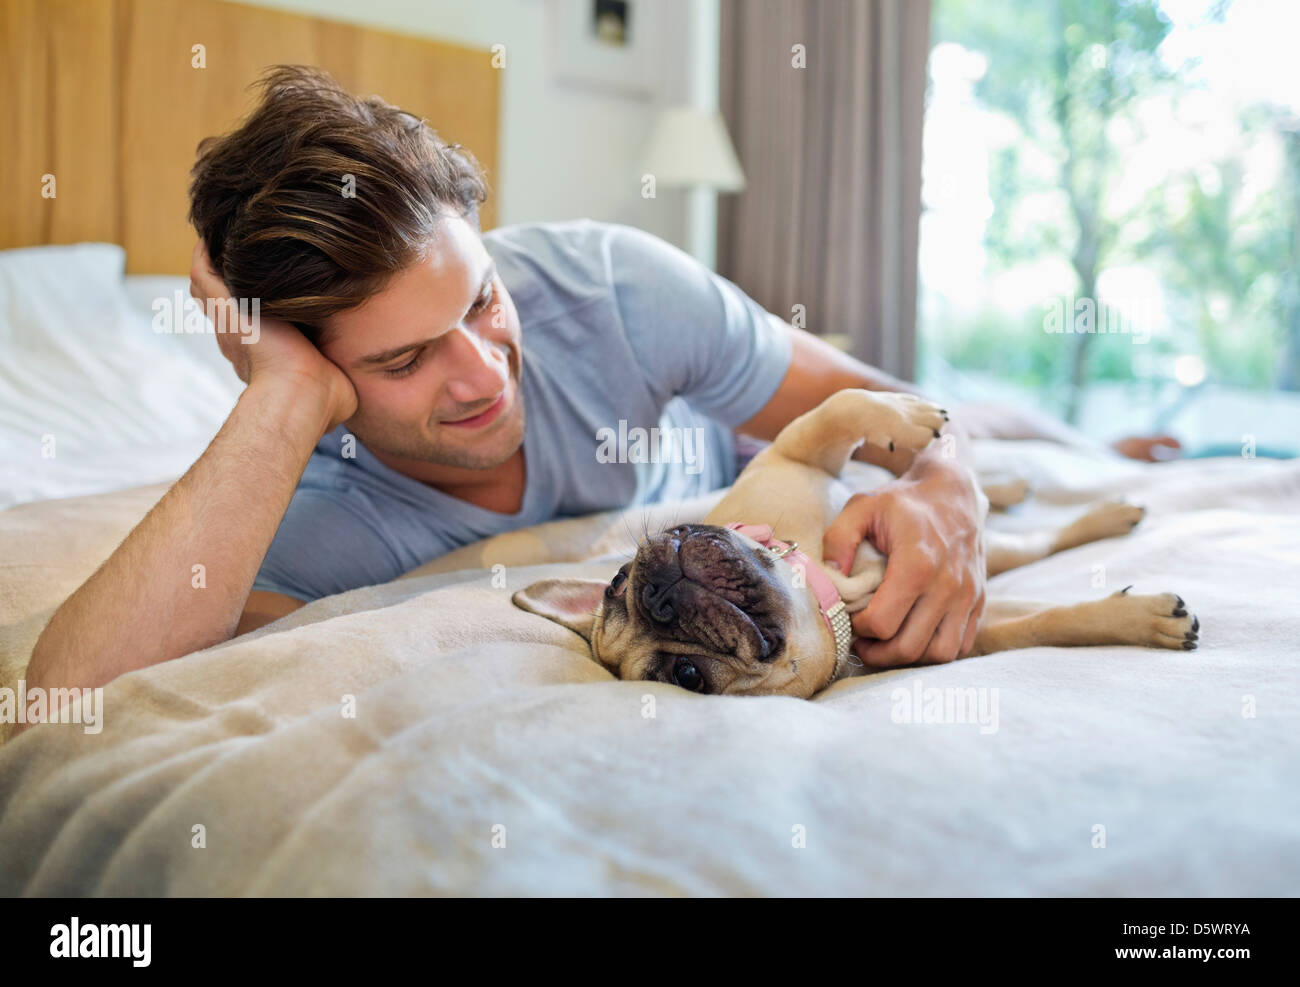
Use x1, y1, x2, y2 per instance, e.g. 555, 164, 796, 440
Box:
443, 324, 506, 400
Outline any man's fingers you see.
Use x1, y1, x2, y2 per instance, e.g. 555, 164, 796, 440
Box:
852, 548, 933, 641
856, 636, 914, 668
821, 492, 875, 573
959, 608, 980, 657
857, 622, 927, 668
189, 238, 233, 304
1113, 433, 1185, 462
885, 591, 950, 665
960, 592, 985, 657
856, 590, 942, 668
924, 583, 981, 662
924, 609, 967, 664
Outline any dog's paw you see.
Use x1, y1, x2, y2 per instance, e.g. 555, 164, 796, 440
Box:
1107, 587, 1199, 650
1066, 500, 1145, 543
823, 553, 885, 614
842, 390, 947, 455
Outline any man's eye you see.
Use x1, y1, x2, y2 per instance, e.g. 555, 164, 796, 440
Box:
383, 352, 423, 378
469, 285, 494, 316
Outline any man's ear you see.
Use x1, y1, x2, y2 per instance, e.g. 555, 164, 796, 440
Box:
512, 579, 607, 642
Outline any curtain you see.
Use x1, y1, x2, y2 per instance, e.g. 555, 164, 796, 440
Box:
717, 0, 931, 381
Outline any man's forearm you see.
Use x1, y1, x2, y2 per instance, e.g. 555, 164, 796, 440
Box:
26, 378, 333, 695
738, 322, 927, 464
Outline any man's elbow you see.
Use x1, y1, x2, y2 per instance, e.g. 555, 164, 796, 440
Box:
235, 590, 307, 636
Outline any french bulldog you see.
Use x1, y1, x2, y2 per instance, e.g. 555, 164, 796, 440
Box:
514, 388, 1198, 697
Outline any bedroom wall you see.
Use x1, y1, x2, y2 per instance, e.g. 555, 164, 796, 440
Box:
229, 0, 713, 252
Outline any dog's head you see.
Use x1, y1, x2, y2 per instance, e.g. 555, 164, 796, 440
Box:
513, 523, 840, 697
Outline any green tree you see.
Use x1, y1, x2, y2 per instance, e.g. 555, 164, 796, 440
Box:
935, 0, 1189, 420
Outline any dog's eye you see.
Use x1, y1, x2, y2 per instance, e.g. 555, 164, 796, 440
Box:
605, 569, 628, 599
671, 657, 706, 693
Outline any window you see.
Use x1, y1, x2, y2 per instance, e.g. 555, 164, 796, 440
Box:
918, 0, 1299, 456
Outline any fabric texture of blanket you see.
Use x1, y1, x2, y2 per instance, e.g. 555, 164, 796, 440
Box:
0, 441, 1296, 895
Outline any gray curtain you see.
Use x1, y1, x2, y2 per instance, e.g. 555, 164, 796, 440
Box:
717, 0, 931, 381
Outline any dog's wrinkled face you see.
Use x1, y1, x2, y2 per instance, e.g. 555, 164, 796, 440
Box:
513, 523, 837, 698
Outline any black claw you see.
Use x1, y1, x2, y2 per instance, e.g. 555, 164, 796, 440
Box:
1175, 595, 1185, 610
1191, 616, 1199, 632
889, 440, 895, 452
1120, 584, 1133, 595
1173, 607, 1187, 617
1182, 640, 1197, 650
933, 429, 941, 438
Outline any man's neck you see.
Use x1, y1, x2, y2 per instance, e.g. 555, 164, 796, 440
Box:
371, 444, 527, 514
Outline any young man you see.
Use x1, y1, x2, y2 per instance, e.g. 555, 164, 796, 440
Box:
25, 66, 988, 702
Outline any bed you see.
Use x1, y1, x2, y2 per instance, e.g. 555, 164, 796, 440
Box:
2, 246, 1297, 894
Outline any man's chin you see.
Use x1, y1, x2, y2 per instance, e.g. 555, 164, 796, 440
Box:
429, 437, 520, 470
347, 388, 525, 472
408, 408, 525, 470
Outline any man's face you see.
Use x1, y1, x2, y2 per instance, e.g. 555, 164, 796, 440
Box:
319, 214, 525, 471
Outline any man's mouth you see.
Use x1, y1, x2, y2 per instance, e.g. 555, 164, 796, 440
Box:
441, 386, 508, 429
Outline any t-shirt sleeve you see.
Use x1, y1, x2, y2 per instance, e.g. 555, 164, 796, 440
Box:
251, 485, 410, 603
608, 224, 793, 428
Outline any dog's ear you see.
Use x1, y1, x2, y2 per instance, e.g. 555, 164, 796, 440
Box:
512, 579, 607, 642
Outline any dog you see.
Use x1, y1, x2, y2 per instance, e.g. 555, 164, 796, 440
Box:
514, 389, 1198, 697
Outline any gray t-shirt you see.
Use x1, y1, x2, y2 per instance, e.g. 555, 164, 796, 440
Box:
252, 219, 793, 602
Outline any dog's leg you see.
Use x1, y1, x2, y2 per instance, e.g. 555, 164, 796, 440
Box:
970, 590, 1198, 656
769, 388, 947, 478
981, 474, 1031, 510
985, 501, 1146, 576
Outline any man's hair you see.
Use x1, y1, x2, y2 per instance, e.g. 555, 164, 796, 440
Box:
188, 64, 489, 342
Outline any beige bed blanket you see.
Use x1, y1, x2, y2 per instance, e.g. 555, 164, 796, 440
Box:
1, 441, 1297, 895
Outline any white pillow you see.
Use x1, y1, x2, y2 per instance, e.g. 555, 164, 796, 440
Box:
0, 242, 129, 346
0, 244, 244, 508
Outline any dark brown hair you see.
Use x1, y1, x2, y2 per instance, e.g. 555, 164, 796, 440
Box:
188, 64, 489, 342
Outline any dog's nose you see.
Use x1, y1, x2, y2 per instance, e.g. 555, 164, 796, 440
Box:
639, 566, 680, 624
634, 528, 695, 624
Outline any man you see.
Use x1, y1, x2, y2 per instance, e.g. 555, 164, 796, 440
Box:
26, 65, 989, 701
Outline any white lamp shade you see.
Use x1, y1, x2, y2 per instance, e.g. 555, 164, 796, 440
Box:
640, 106, 747, 192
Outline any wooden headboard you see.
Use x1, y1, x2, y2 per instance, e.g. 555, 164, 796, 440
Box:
0, 0, 500, 273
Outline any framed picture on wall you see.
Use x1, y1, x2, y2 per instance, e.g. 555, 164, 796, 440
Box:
547, 0, 660, 96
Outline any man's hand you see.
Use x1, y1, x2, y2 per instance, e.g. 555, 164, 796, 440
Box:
822, 458, 986, 667
189, 239, 357, 430
1111, 434, 1182, 462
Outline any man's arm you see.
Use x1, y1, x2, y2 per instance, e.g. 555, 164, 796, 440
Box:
735, 317, 986, 667
238, 589, 310, 635
736, 315, 929, 472
25, 379, 327, 696
21, 242, 356, 730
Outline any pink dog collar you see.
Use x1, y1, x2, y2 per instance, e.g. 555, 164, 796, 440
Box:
724, 522, 854, 672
